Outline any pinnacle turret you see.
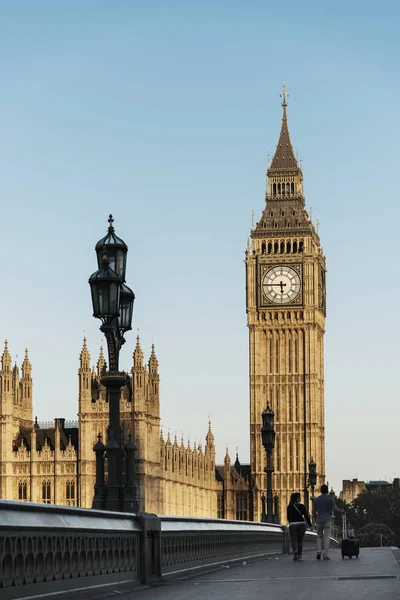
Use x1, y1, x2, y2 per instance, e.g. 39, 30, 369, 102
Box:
22, 348, 32, 378
2, 340, 11, 371
148, 343, 158, 374
133, 334, 144, 368
97, 345, 106, 376
79, 337, 91, 370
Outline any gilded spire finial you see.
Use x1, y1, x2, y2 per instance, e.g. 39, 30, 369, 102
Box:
280, 81, 289, 107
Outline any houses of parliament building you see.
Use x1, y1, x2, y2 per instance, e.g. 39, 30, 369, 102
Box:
0, 86, 326, 522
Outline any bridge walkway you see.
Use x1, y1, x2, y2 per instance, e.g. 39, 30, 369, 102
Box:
118, 547, 400, 600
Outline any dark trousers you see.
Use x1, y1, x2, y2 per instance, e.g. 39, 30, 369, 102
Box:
289, 522, 307, 555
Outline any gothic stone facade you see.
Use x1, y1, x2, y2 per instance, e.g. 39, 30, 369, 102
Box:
0, 339, 249, 519
246, 92, 326, 522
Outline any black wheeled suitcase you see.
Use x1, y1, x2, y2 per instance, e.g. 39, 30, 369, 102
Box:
341, 514, 360, 559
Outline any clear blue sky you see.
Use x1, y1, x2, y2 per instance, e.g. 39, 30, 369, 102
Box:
1, 1, 399, 494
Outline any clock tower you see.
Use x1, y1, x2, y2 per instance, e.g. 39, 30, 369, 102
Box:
246, 84, 326, 522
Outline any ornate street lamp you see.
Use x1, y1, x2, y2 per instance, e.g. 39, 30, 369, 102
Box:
89, 215, 138, 513
308, 458, 317, 525
261, 404, 278, 523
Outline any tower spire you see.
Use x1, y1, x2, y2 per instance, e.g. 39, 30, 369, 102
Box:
269, 82, 298, 172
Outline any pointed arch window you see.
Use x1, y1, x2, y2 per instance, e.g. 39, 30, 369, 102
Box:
42, 480, 51, 504
273, 184, 276, 197
268, 242, 272, 254
261, 242, 266, 254
66, 480, 75, 506
293, 241, 298, 253
299, 240, 304, 252
276, 388, 279, 421
269, 338, 273, 373
275, 338, 279, 373
294, 338, 299, 373
291, 182, 295, 195
280, 241, 285, 253
274, 242, 279, 253
288, 338, 292, 373
18, 481, 27, 501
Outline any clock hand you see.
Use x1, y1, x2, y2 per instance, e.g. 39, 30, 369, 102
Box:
269, 281, 287, 293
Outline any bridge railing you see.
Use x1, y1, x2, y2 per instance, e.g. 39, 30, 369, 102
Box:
0, 501, 339, 597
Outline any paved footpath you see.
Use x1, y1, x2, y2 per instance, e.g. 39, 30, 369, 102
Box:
119, 547, 400, 600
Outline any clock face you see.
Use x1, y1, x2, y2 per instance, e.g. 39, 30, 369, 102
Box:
262, 266, 301, 304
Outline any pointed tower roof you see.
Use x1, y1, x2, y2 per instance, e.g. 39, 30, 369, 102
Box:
1, 340, 11, 368
22, 347, 31, 371
148, 343, 159, 374
205, 418, 215, 449
234, 448, 241, 472
268, 82, 299, 173
133, 334, 144, 367
224, 446, 231, 468
79, 337, 91, 365
97, 345, 106, 375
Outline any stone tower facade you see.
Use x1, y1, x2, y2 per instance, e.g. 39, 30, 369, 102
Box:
245, 86, 326, 521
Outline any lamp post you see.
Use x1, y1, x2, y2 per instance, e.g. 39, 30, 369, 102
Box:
89, 214, 139, 513
261, 404, 277, 523
308, 458, 317, 525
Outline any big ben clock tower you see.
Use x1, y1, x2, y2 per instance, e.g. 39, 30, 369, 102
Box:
246, 84, 326, 522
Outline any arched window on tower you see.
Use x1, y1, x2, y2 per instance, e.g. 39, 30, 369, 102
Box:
277, 183, 281, 196
282, 183, 286, 195
288, 338, 292, 372
293, 241, 298, 253
261, 242, 266, 254
275, 338, 279, 373
280, 241, 285, 253
273, 183, 276, 196
291, 182, 295, 195
299, 240, 304, 253
287, 241, 291, 253
294, 338, 299, 373
274, 242, 279, 253
268, 242, 272, 254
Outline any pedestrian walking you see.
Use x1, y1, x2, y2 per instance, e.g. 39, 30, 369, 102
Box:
312, 485, 344, 560
287, 492, 312, 561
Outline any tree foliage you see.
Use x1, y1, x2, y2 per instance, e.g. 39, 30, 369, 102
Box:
357, 523, 396, 547
345, 486, 400, 546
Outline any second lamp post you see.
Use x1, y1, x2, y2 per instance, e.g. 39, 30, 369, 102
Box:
308, 457, 317, 526
261, 404, 278, 523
